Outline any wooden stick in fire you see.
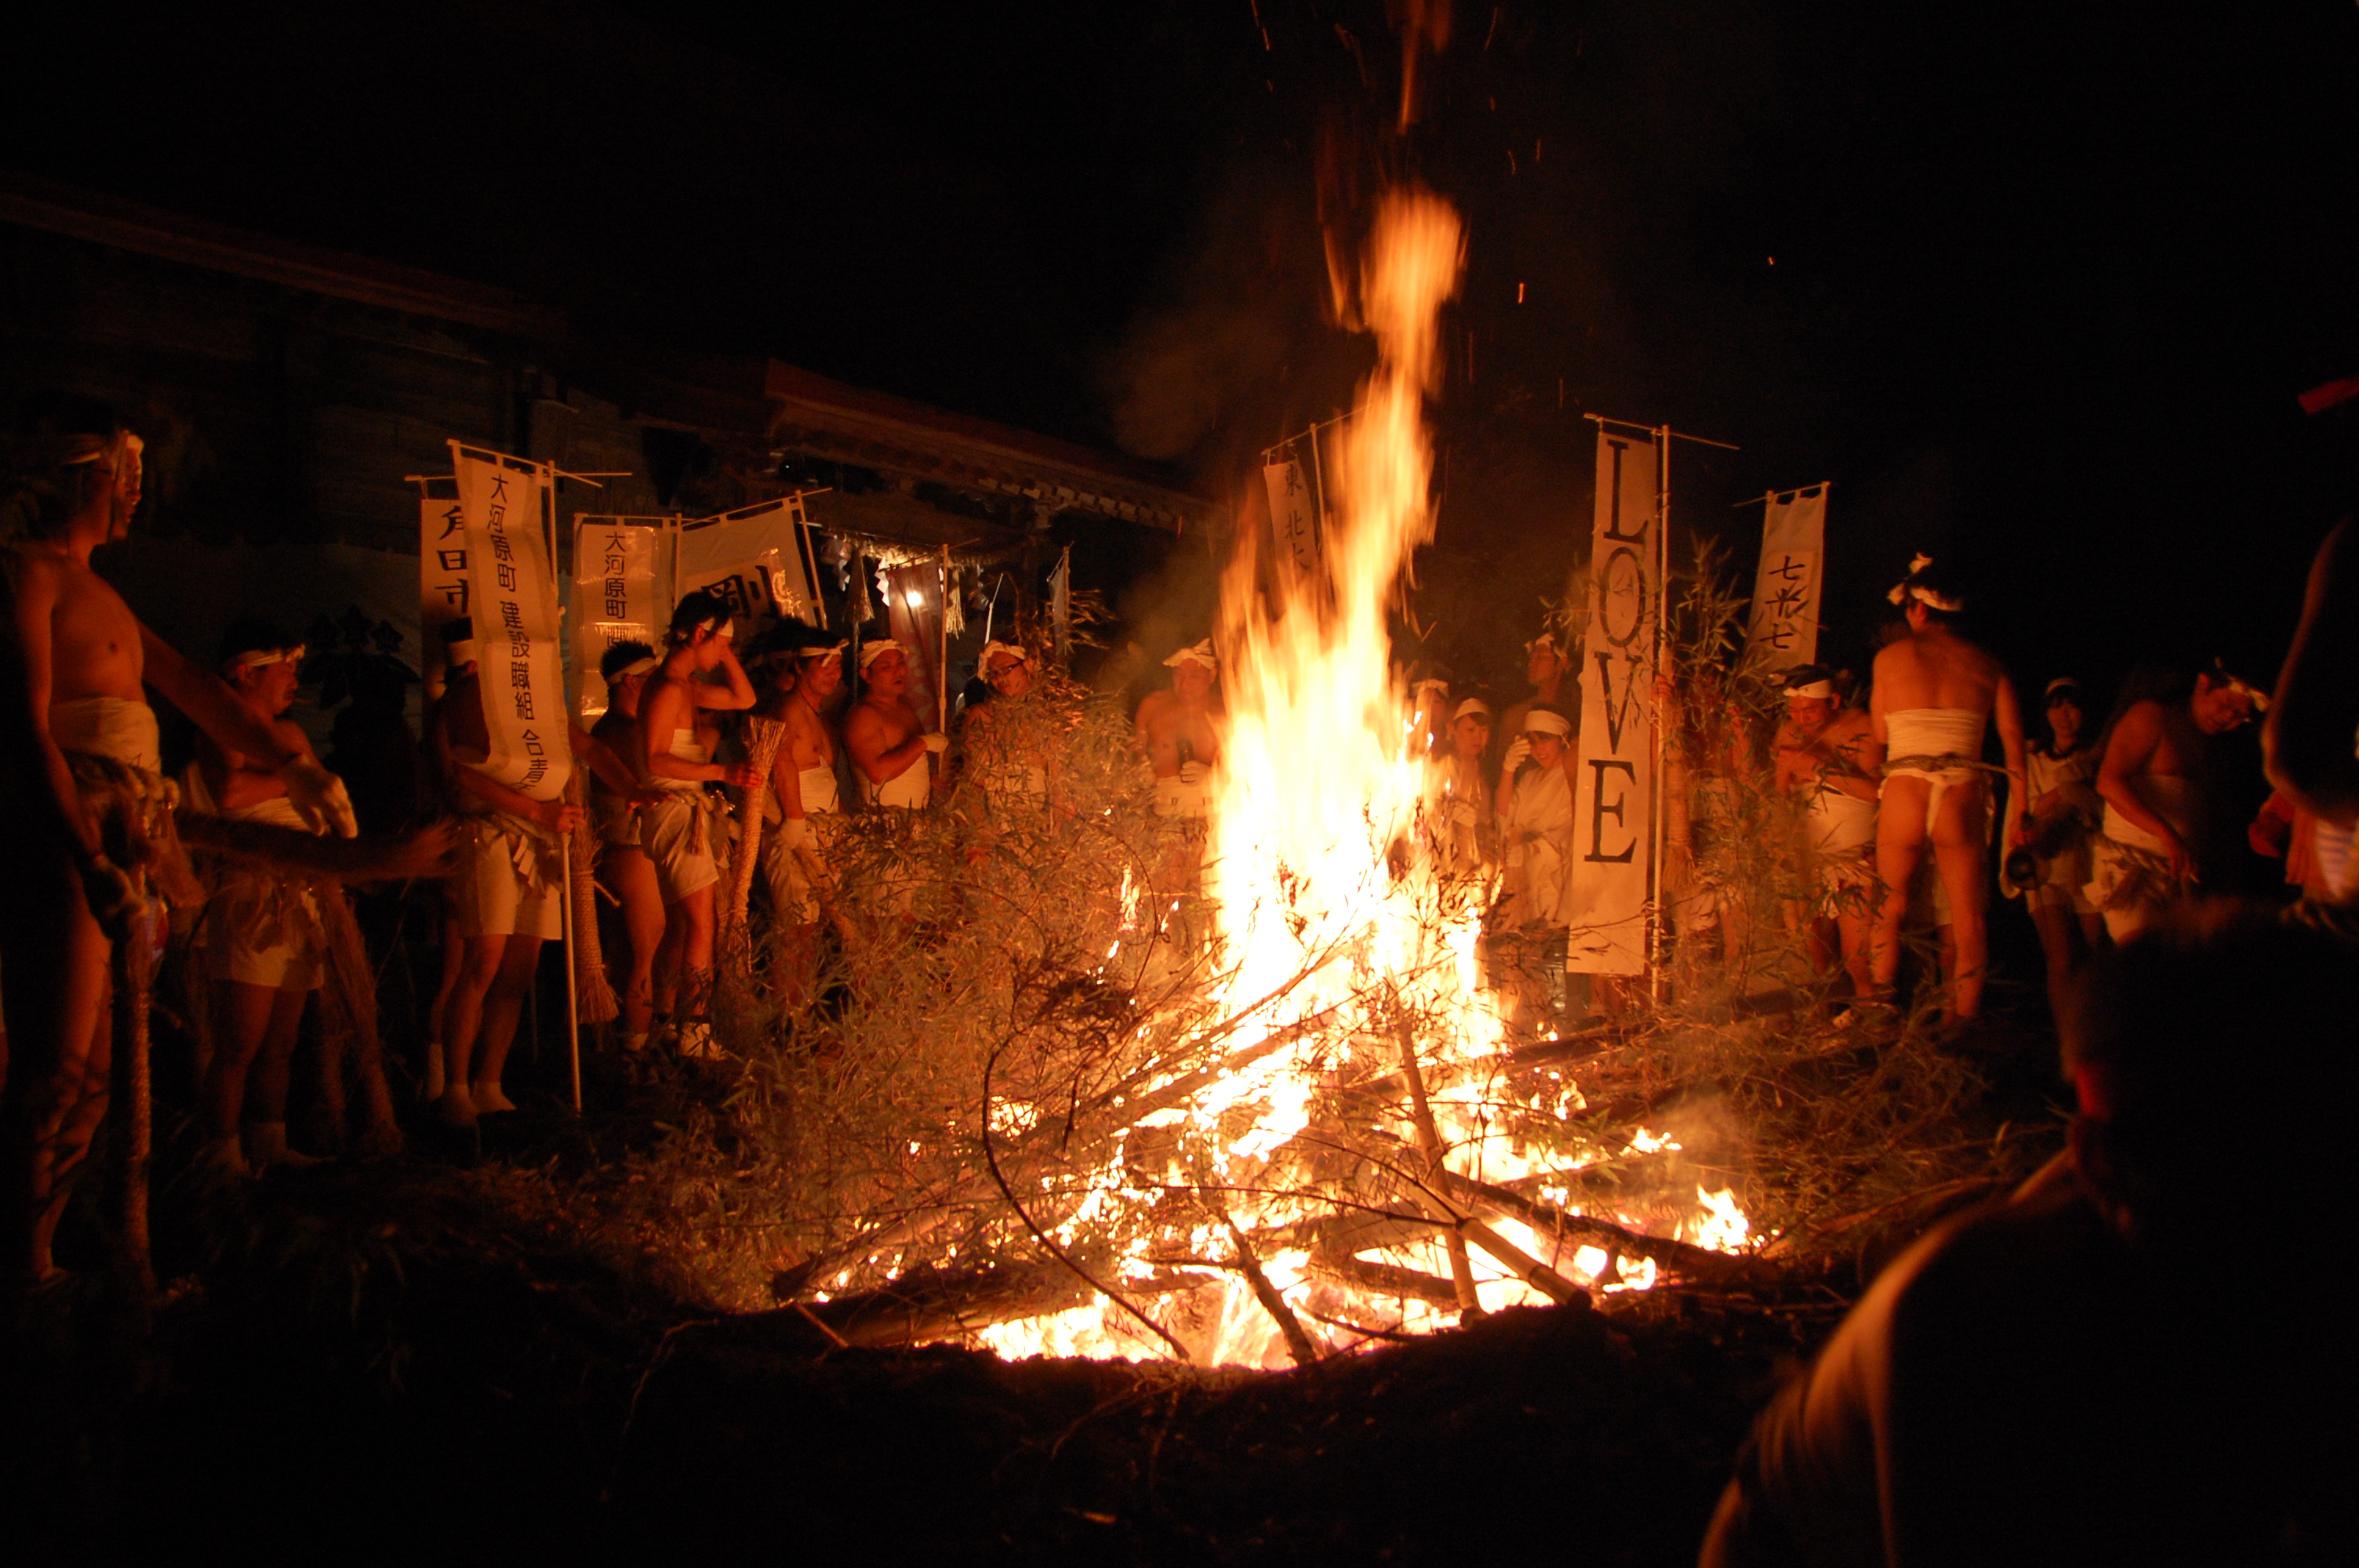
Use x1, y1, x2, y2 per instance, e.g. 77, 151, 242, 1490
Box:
1394, 1019, 1485, 1319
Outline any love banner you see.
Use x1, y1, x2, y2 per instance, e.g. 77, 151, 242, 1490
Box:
1566, 426, 1663, 976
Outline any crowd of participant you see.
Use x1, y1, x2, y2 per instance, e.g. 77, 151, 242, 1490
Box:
5, 397, 2356, 1557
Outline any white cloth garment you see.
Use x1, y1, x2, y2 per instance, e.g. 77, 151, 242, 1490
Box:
864, 753, 932, 809
1500, 761, 1575, 927
1881, 707, 1990, 827
50, 695, 162, 771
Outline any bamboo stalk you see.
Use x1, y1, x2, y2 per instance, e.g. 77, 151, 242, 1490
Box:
1394, 1020, 1484, 1318
1221, 1210, 1319, 1368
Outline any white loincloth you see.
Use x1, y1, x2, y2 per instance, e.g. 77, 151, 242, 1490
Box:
1152, 772, 1210, 820
449, 770, 564, 940
52, 695, 162, 771
758, 761, 842, 924
2316, 818, 2355, 903
183, 767, 329, 990
639, 727, 722, 904
1499, 763, 1574, 928
863, 751, 932, 810
1808, 783, 1881, 906
1881, 707, 1990, 831
2085, 775, 2198, 937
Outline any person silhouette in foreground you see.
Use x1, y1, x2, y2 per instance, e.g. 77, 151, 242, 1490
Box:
1700, 904, 2357, 1566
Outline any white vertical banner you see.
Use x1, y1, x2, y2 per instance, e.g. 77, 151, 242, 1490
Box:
1261, 458, 1321, 576
1566, 427, 1663, 976
1744, 483, 1829, 670
450, 441, 570, 801
677, 494, 823, 634
572, 517, 663, 720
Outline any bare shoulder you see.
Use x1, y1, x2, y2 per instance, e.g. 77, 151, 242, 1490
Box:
273, 715, 314, 760
1136, 689, 1173, 726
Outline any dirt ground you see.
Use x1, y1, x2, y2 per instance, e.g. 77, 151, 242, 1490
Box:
3, 1115, 1860, 1568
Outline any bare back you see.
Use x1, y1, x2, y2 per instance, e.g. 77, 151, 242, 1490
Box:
1870, 628, 2003, 721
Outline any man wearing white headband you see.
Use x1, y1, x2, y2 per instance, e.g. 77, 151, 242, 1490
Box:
1, 398, 357, 1278
1495, 705, 1579, 931
754, 637, 850, 957
847, 637, 944, 810
952, 639, 1052, 810
182, 620, 341, 1171
1867, 553, 2029, 1023
1498, 631, 1573, 771
430, 616, 645, 1117
590, 641, 667, 1051
1774, 663, 1884, 996
1426, 696, 1495, 873
633, 590, 762, 1059
2087, 662, 2264, 942
1138, 639, 1224, 819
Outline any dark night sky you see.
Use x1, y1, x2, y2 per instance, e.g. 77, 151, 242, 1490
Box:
12, 0, 2359, 703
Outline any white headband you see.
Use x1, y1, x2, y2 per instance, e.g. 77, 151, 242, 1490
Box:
611, 655, 659, 682
799, 639, 849, 662
859, 637, 907, 672
1451, 698, 1492, 722
980, 639, 1030, 671
1886, 553, 1964, 613
2212, 669, 2271, 713
444, 638, 478, 666
1783, 679, 1835, 701
1165, 639, 1217, 671
227, 644, 304, 673
1524, 710, 1572, 738
59, 430, 143, 472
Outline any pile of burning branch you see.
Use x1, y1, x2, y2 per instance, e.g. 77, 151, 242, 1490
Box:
551, 188, 2046, 1367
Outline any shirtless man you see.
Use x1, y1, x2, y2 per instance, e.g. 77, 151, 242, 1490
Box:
1427, 696, 1493, 874
589, 641, 667, 1051
952, 640, 1053, 811
846, 639, 944, 810
1867, 557, 2028, 1021
1496, 633, 1572, 764
2088, 664, 2263, 942
635, 591, 761, 1058
430, 619, 625, 1121
187, 622, 350, 1172
1136, 640, 1223, 819
1773, 664, 1884, 996
2266, 517, 2358, 907
2, 401, 354, 1279
757, 637, 848, 943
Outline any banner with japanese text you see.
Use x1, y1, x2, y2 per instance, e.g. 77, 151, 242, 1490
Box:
571, 517, 663, 720
1744, 483, 1828, 671
420, 483, 466, 683
1260, 458, 1322, 578
449, 442, 569, 801
1565, 427, 1663, 976
678, 494, 823, 637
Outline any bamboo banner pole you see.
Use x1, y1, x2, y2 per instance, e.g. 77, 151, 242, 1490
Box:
937, 543, 951, 736
547, 470, 583, 1112
1648, 426, 1670, 1002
